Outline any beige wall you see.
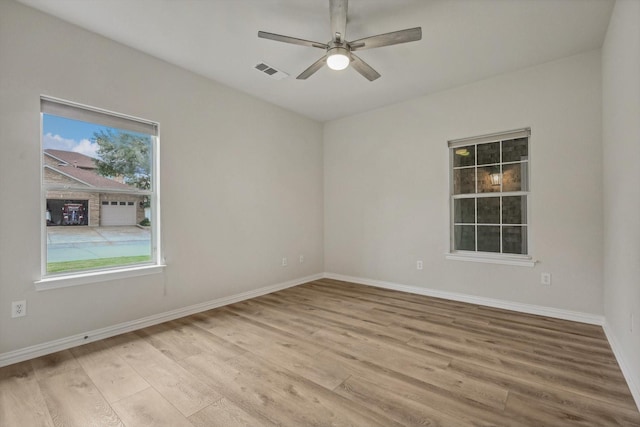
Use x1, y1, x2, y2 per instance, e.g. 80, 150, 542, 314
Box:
324, 50, 603, 314
0, 1, 324, 354
602, 0, 640, 403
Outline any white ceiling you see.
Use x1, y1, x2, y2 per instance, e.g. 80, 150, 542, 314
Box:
18, 0, 614, 122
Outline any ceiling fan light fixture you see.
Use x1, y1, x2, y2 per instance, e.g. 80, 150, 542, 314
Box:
326, 47, 350, 70
258, 0, 422, 80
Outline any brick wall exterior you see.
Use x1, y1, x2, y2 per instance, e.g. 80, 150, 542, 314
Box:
44, 168, 145, 226
44, 167, 83, 186
44, 155, 62, 168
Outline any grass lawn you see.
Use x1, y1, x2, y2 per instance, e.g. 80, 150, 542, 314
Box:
47, 255, 152, 273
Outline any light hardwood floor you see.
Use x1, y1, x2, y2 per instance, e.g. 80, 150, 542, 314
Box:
1, 279, 638, 426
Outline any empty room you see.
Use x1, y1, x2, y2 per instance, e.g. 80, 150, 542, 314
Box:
1, 0, 639, 425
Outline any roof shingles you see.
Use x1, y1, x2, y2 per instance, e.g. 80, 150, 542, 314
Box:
44, 149, 134, 190
44, 149, 98, 169
48, 165, 133, 189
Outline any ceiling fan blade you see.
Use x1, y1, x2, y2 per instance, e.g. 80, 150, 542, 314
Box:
258, 31, 327, 49
297, 55, 327, 80
330, 0, 348, 42
350, 54, 381, 81
350, 27, 422, 51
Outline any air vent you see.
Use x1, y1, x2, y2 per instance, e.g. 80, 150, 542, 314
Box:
254, 61, 289, 80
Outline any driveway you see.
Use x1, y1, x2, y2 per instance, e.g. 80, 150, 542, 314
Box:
47, 226, 151, 262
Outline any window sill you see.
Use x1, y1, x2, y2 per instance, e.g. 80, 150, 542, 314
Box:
445, 253, 536, 267
35, 264, 166, 291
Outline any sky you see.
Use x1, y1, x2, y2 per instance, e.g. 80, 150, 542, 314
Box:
42, 114, 110, 159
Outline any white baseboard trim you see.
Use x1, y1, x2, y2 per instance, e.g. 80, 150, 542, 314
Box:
322, 272, 605, 325
602, 321, 640, 411
0, 273, 323, 368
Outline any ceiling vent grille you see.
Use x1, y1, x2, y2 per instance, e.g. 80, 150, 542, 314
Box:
254, 62, 289, 80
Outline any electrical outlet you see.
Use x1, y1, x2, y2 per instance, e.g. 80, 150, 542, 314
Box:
417, 260, 423, 270
299, 255, 304, 264
541, 273, 551, 286
11, 300, 26, 318
281, 257, 287, 267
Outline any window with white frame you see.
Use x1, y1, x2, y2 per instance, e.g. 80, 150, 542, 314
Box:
448, 129, 530, 259
40, 97, 160, 281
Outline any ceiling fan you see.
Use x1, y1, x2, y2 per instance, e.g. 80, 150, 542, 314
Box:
258, 0, 422, 81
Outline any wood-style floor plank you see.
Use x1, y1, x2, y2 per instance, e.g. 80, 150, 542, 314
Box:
188, 397, 275, 427
450, 359, 640, 425
105, 332, 220, 417
179, 351, 305, 426
37, 365, 124, 427
0, 361, 54, 427
0, 279, 638, 426
30, 350, 81, 380
111, 387, 195, 427
69, 340, 149, 404
239, 351, 404, 426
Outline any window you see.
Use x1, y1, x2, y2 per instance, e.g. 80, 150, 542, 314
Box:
39, 96, 161, 286
448, 128, 532, 266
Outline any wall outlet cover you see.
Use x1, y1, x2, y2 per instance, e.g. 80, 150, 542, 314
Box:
541, 273, 551, 285
11, 300, 27, 318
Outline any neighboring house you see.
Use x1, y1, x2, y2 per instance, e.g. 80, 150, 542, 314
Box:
44, 149, 145, 226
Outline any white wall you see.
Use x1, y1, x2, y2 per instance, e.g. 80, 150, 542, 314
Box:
0, 1, 324, 355
325, 50, 604, 315
602, 0, 640, 403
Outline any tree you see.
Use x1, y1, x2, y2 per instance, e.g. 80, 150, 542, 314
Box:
93, 129, 151, 190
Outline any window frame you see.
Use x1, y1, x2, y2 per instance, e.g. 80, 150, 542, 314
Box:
445, 128, 535, 267
36, 96, 164, 290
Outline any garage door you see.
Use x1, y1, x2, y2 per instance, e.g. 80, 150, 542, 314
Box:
101, 201, 136, 226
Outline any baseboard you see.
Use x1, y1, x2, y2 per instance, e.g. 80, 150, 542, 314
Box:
0, 273, 323, 368
322, 272, 605, 325
603, 321, 640, 411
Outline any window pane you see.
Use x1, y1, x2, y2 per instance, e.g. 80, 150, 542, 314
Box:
43, 116, 152, 190
477, 197, 500, 224
502, 196, 527, 224
43, 108, 154, 276
449, 130, 529, 257
453, 168, 475, 194
477, 166, 501, 193
454, 198, 475, 223
477, 142, 499, 165
503, 226, 527, 254
454, 225, 475, 251
46, 225, 151, 274
502, 137, 528, 162
453, 145, 475, 167
502, 163, 528, 192
477, 226, 500, 252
